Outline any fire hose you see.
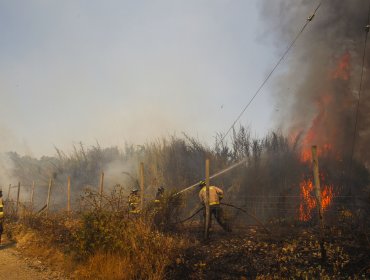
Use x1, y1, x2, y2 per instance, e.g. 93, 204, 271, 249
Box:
174, 158, 248, 196
172, 207, 203, 224
172, 202, 271, 234
220, 202, 271, 234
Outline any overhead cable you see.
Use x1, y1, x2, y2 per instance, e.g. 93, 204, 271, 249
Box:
217, 0, 324, 146
348, 0, 370, 172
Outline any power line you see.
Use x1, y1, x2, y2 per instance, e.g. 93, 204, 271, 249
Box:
348, 0, 370, 183
218, 0, 324, 145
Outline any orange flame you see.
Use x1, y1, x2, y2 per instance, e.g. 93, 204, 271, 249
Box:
300, 144, 333, 163
321, 185, 333, 210
299, 178, 333, 221
295, 52, 348, 221
299, 179, 316, 221
297, 51, 351, 159
331, 51, 350, 80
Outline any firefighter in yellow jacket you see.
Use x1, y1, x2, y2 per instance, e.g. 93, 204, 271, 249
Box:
0, 190, 4, 243
198, 181, 231, 232
128, 189, 141, 215
154, 186, 165, 204
153, 186, 165, 228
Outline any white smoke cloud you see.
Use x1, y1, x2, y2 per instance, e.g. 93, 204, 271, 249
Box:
0, 0, 276, 157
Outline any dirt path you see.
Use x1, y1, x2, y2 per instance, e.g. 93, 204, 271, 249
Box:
0, 242, 67, 280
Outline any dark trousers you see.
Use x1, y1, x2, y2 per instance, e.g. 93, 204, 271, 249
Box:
0, 220, 3, 243
204, 205, 231, 232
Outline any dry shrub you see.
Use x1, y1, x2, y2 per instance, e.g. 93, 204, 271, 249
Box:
145, 191, 184, 231
73, 220, 188, 279
18, 213, 75, 248
8, 127, 370, 227
6, 206, 189, 279
62, 189, 189, 279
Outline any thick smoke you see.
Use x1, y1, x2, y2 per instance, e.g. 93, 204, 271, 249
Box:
259, 0, 370, 162
0, 154, 14, 191
0, 124, 28, 190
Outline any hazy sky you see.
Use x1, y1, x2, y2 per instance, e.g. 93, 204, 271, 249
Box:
1, 0, 282, 157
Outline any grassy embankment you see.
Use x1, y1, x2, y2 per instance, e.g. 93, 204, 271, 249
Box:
6, 190, 189, 280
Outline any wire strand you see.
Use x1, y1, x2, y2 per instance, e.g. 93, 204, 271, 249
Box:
217, 0, 324, 146
348, 0, 370, 191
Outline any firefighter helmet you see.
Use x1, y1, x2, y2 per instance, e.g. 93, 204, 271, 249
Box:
198, 180, 206, 187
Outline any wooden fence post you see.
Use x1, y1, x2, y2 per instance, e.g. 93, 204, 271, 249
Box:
204, 159, 210, 239
30, 181, 35, 209
140, 162, 144, 213
7, 184, 11, 201
311, 145, 326, 262
67, 176, 71, 214
16, 182, 21, 215
46, 178, 53, 215
6, 184, 12, 201
99, 172, 104, 208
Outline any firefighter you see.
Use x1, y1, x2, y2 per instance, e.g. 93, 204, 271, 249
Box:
198, 181, 231, 232
128, 188, 141, 215
153, 186, 165, 228
0, 190, 4, 244
154, 186, 165, 204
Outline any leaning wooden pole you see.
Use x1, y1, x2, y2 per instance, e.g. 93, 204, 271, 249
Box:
311, 145, 326, 262
16, 182, 21, 215
99, 172, 104, 208
140, 162, 145, 213
204, 159, 210, 239
46, 178, 53, 216
67, 176, 71, 214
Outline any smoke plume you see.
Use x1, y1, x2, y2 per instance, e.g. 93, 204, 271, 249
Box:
260, 0, 370, 163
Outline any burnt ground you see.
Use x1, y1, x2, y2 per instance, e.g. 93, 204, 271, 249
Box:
166, 223, 370, 279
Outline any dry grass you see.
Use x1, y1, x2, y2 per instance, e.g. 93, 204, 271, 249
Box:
74, 221, 189, 279
5, 128, 369, 278
9, 128, 370, 225
5, 192, 190, 280
7, 222, 71, 274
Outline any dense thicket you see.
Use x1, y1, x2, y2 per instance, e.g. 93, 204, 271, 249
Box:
4, 126, 369, 224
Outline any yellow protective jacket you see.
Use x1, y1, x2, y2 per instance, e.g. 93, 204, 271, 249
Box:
199, 186, 224, 206
0, 197, 3, 219
128, 194, 141, 213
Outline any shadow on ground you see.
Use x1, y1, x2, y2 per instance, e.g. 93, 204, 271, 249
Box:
0, 241, 16, 250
